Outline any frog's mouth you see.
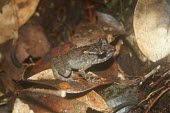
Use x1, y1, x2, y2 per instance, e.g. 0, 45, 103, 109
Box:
97, 49, 115, 62
98, 47, 115, 58
108, 47, 116, 54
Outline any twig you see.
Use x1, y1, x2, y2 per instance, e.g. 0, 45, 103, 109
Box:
150, 70, 170, 88
22, 88, 66, 98
86, 0, 94, 23
140, 65, 161, 85
136, 86, 165, 107
143, 65, 161, 80
145, 86, 170, 113
23, 63, 36, 67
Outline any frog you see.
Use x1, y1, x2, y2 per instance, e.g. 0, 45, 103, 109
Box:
51, 38, 115, 82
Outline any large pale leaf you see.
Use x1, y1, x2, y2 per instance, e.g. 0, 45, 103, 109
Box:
134, 0, 170, 62
0, 0, 40, 44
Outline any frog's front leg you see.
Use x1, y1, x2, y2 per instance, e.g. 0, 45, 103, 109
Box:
78, 64, 101, 82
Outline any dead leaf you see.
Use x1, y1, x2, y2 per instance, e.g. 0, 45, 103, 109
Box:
134, 0, 170, 62
77, 90, 108, 111
72, 23, 105, 47
0, 0, 9, 13
72, 23, 116, 48
0, 22, 50, 80
27, 69, 115, 93
0, 0, 40, 44
16, 23, 50, 63
18, 92, 88, 113
12, 98, 34, 113
0, 41, 24, 80
96, 11, 125, 34
14, 89, 107, 112
28, 69, 55, 80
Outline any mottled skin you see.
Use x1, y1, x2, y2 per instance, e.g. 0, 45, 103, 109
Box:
51, 38, 115, 82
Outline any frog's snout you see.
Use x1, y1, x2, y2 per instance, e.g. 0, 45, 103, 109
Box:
113, 47, 116, 52
109, 46, 116, 53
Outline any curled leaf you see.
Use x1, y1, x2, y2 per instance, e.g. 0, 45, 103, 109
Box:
134, 0, 170, 62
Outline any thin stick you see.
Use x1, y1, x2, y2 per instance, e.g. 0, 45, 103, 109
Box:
136, 86, 165, 107
143, 65, 161, 80
145, 86, 170, 113
22, 88, 66, 98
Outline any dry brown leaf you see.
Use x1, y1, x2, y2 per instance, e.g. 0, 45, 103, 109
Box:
28, 70, 108, 111
96, 11, 125, 34
77, 90, 108, 111
27, 68, 115, 93
16, 23, 50, 63
28, 69, 55, 80
0, 0, 40, 44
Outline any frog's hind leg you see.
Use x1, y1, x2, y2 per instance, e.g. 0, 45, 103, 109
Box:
51, 68, 73, 81
51, 60, 72, 81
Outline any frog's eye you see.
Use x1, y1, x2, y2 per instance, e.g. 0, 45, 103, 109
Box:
97, 52, 107, 59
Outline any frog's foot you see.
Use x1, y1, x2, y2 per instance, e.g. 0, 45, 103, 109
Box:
58, 77, 80, 83
79, 70, 105, 83
52, 68, 78, 82
86, 76, 102, 83
54, 73, 79, 82
85, 72, 105, 83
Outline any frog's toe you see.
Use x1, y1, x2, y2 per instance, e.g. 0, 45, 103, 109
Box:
57, 75, 79, 82
59, 77, 79, 82
86, 76, 104, 83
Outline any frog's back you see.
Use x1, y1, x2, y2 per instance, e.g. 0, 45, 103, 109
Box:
67, 46, 89, 60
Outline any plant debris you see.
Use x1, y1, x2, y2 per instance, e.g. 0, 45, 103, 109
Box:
0, 0, 169, 112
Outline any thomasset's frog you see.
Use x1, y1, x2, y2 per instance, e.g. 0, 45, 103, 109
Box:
51, 38, 115, 82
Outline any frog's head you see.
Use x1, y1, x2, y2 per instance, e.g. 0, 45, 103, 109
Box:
83, 38, 115, 64
98, 38, 115, 55
94, 38, 115, 63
